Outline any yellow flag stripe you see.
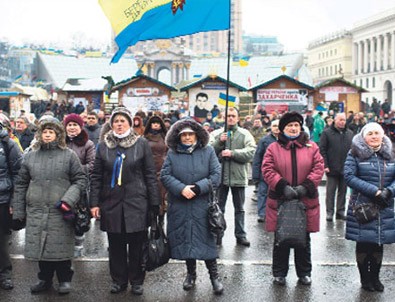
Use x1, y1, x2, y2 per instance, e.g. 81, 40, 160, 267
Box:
99, 0, 172, 35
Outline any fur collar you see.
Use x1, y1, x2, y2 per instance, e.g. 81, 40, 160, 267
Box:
104, 129, 139, 149
166, 118, 209, 152
66, 129, 88, 147
351, 133, 392, 160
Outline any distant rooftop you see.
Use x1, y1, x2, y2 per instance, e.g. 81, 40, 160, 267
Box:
308, 30, 352, 49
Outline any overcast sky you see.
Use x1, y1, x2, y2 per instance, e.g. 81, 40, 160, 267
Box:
0, 0, 394, 51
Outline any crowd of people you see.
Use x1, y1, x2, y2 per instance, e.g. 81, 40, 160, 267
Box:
0, 101, 395, 296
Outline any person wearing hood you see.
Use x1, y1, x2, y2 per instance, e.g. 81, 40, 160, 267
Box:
89, 107, 160, 296
160, 118, 222, 295
11, 119, 86, 295
0, 117, 22, 291
344, 122, 395, 292
63, 113, 96, 257
262, 111, 324, 286
143, 115, 168, 226
133, 115, 145, 136
84, 111, 102, 146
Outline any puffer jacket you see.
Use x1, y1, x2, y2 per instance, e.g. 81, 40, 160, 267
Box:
161, 119, 221, 260
344, 134, 395, 244
210, 125, 256, 187
0, 130, 23, 205
11, 121, 86, 260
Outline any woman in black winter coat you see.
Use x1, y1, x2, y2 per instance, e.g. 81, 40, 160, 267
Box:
160, 118, 223, 295
89, 107, 160, 296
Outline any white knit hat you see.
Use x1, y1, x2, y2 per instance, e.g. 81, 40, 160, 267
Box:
361, 122, 384, 138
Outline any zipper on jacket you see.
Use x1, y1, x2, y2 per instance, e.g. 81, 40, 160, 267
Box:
375, 153, 382, 245
290, 142, 298, 186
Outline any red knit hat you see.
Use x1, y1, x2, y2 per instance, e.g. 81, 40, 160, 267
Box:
64, 113, 84, 128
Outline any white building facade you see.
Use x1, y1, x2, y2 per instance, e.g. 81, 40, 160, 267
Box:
352, 8, 395, 105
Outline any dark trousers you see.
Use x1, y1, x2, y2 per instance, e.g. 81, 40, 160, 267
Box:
218, 185, 247, 239
38, 260, 73, 283
0, 232, 11, 281
107, 231, 146, 286
325, 175, 347, 217
272, 233, 311, 278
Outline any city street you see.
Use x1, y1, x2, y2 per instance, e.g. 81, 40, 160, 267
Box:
5, 185, 395, 302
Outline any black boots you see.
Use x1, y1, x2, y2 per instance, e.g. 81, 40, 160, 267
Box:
356, 243, 384, 292
183, 259, 224, 295
183, 259, 196, 291
205, 259, 224, 295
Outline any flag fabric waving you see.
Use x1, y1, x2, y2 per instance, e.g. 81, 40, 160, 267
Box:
99, 0, 231, 63
218, 92, 236, 107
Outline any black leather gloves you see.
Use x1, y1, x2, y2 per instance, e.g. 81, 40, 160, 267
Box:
191, 184, 201, 196
294, 185, 308, 198
283, 185, 298, 200
377, 188, 393, 207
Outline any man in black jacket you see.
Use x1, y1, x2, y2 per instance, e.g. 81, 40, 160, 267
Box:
319, 113, 354, 221
14, 116, 34, 150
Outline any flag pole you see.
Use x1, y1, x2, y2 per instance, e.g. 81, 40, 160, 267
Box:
224, 16, 232, 133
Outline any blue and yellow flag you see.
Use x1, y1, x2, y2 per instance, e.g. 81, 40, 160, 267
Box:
218, 92, 236, 107
99, 0, 231, 63
239, 56, 250, 67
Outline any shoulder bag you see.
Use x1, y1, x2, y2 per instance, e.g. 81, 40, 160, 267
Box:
275, 199, 307, 249
142, 215, 170, 272
208, 185, 227, 245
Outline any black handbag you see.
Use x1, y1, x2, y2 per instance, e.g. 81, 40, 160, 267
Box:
353, 202, 379, 224
142, 216, 170, 272
208, 187, 226, 245
74, 200, 91, 235
275, 199, 307, 249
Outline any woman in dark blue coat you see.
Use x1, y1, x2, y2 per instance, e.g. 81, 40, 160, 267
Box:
160, 118, 222, 295
344, 122, 395, 292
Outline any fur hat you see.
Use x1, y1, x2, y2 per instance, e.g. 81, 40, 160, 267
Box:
64, 113, 84, 128
279, 111, 304, 132
361, 122, 384, 138
34, 119, 67, 150
110, 107, 133, 127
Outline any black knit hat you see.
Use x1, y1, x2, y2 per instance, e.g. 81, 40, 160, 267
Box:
279, 111, 304, 132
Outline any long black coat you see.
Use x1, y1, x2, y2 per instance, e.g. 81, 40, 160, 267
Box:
319, 124, 354, 176
90, 131, 160, 233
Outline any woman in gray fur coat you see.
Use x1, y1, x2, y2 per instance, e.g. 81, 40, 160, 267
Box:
11, 119, 86, 295
160, 118, 223, 295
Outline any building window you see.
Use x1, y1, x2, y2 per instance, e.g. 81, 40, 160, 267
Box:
360, 79, 363, 87
330, 50, 333, 56
326, 67, 328, 76
330, 66, 333, 75
372, 77, 375, 88
318, 53, 321, 59
334, 49, 337, 55
318, 69, 321, 76
335, 65, 338, 74
366, 78, 369, 88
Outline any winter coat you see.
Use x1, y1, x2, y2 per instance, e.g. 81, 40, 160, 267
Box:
84, 123, 102, 146
11, 121, 86, 261
252, 133, 277, 181
0, 131, 23, 205
143, 116, 169, 215
249, 126, 267, 144
90, 130, 160, 233
210, 125, 256, 187
344, 134, 395, 244
133, 116, 145, 136
262, 132, 324, 233
14, 128, 35, 151
66, 129, 96, 176
160, 119, 221, 260
312, 114, 325, 143
319, 124, 354, 176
